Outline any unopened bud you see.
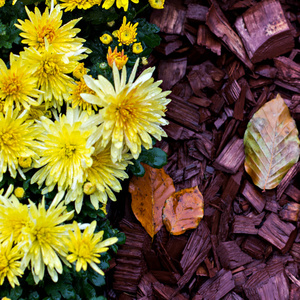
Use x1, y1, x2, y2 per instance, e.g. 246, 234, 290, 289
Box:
83, 182, 96, 195
14, 187, 25, 199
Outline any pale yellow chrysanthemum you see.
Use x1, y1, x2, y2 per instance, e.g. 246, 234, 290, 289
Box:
0, 239, 23, 288
132, 42, 143, 54
81, 59, 171, 162
20, 41, 82, 109
117, 16, 138, 46
31, 107, 102, 195
99, 33, 113, 45
83, 142, 131, 210
107, 46, 128, 70
102, 0, 138, 11
148, 0, 164, 9
0, 191, 29, 244
20, 193, 74, 283
65, 221, 118, 275
0, 108, 40, 181
68, 77, 98, 115
0, 53, 41, 111
15, 5, 87, 54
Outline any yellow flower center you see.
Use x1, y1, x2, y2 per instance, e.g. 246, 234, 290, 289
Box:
116, 103, 134, 124
0, 132, 16, 147
2, 75, 22, 96
42, 59, 59, 75
37, 25, 56, 47
77, 239, 92, 259
35, 227, 52, 244
62, 144, 77, 158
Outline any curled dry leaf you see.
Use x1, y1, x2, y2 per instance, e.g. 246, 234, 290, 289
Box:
244, 94, 300, 191
129, 163, 175, 238
162, 186, 204, 235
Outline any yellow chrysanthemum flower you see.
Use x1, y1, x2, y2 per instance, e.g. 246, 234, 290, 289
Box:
65, 221, 118, 275
83, 142, 131, 209
0, 189, 29, 243
20, 193, 74, 283
0, 108, 40, 181
132, 42, 143, 54
0, 0, 5, 8
117, 16, 138, 46
15, 5, 87, 54
81, 59, 171, 162
31, 107, 102, 196
0, 53, 41, 111
73, 62, 89, 80
102, 0, 138, 11
0, 239, 23, 288
21, 41, 82, 109
100, 33, 113, 45
68, 78, 98, 115
59, 0, 96, 11
107, 46, 128, 70
148, 0, 164, 9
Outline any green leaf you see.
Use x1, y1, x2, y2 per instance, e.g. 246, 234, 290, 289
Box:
139, 148, 168, 169
88, 271, 105, 287
128, 159, 145, 177
244, 94, 300, 190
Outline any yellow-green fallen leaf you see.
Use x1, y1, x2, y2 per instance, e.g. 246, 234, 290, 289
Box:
162, 186, 204, 235
244, 94, 300, 190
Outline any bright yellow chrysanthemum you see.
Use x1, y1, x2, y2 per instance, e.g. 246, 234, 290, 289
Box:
31, 107, 102, 196
20, 193, 74, 283
0, 190, 30, 244
117, 16, 138, 46
73, 62, 89, 80
107, 46, 128, 70
0, 108, 40, 181
15, 5, 87, 54
20, 41, 82, 109
68, 78, 98, 115
59, 0, 96, 11
0, 53, 41, 111
148, 0, 164, 9
102, 0, 138, 11
65, 221, 118, 275
83, 142, 131, 209
0, 0, 5, 8
81, 59, 171, 162
0, 239, 23, 288
132, 42, 143, 54
100, 33, 113, 45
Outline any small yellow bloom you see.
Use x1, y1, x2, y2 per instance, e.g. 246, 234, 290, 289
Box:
148, 0, 164, 9
18, 157, 32, 168
107, 46, 128, 70
117, 16, 138, 46
112, 30, 118, 38
83, 182, 96, 195
100, 33, 113, 45
132, 42, 143, 54
65, 221, 118, 275
2, 297, 11, 300
102, 0, 139, 11
0, 0, 5, 7
73, 63, 89, 80
141, 57, 148, 65
14, 187, 25, 199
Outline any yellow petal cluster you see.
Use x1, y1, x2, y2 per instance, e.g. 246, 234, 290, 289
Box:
117, 16, 138, 46
102, 0, 139, 11
148, 0, 164, 9
0, 53, 41, 111
64, 221, 118, 274
81, 59, 171, 162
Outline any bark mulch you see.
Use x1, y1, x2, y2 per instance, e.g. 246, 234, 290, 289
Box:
106, 0, 300, 299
